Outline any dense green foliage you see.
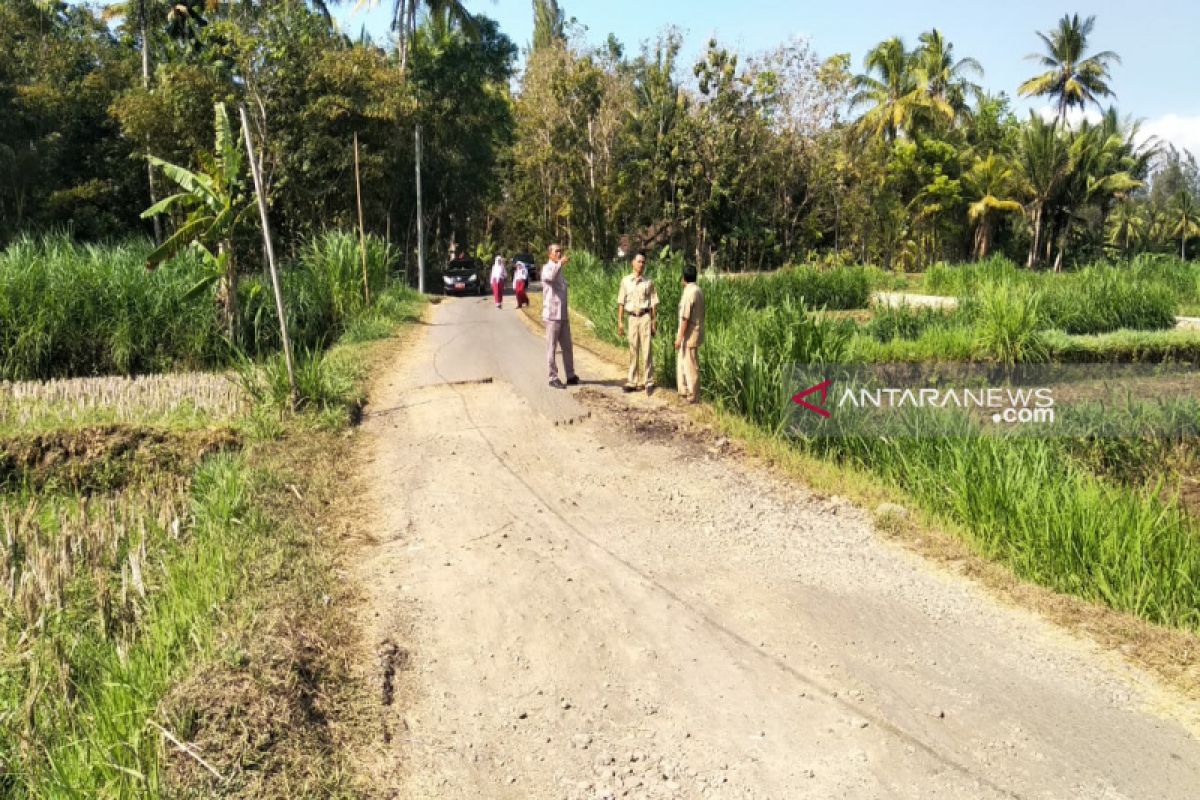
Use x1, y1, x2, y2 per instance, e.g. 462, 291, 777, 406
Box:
929, 256, 1188, 334
1, 0, 514, 269
498, 11, 1198, 273
6, 2, 1197, 273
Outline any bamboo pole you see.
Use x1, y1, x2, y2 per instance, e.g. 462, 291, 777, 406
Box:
239, 105, 297, 405
353, 131, 370, 305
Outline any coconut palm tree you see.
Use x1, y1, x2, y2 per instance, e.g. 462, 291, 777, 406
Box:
1046, 122, 1141, 269
1018, 14, 1120, 126
353, 0, 478, 69
912, 29, 982, 127
1079, 109, 1155, 251
1016, 114, 1072, 268
963, 153, 1022, 260
1107, 199, 1146, 256
850, 37, 920, 142
1171, 190, 1200, 259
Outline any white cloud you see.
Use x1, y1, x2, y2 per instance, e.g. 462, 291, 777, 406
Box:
1032, 106, 1200, 157
1139, 114, 1200, 157
1034, 105, 1103, 128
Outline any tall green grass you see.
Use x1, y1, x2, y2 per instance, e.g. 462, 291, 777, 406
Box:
0, 237, 225, 378
970, 283, 1049, 364
730, 265, 871, 311
1038, 268, 1177, 334
810, 428, 1200, 627
865, 305, 962, 342
927, 257, 1182, 334
0, 232, 407, 380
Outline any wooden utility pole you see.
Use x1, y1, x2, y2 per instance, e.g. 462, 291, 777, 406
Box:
353, 131, 370, 305
139, 1, 162, 245
415, 124, 426, 294
239, 105, 297, 404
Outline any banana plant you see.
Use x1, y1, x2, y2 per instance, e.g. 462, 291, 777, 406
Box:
141, 102, 252, 340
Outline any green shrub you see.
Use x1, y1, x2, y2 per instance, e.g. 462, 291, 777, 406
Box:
238, 348, 357, 414
704, 299, 848, 432
925, 256, 1026, 296
276, 231, 395, 351
971, 283, 1048, 364
1039, 267, 1177, 334
866, 305, 962, 342
806, 429, 1200, 628
925, 258, 1180, 335
733, 265, 871, 311
1128, 253, 1200, 305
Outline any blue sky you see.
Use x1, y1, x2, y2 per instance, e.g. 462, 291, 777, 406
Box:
337, 0, 1200, 152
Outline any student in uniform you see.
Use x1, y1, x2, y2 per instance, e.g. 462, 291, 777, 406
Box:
512, 259, 530, 308
490, 255, 508, 308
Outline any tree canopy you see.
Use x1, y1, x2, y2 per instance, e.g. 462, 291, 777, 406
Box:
1, 2, 1194, 270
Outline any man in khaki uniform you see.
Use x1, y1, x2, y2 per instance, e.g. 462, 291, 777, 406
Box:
674, 265, 704, 403
616, 252, 659, 393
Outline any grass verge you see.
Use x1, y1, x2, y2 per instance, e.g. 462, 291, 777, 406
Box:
0, 286, 425, 798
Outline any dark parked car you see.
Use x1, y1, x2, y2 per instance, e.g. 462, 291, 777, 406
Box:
441, 255, 485, 296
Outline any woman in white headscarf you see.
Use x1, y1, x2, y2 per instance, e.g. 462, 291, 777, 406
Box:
490, 255, 508, 309
512, 258, 530, 308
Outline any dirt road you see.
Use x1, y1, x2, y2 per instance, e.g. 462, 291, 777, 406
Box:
350, 292, 1200, 799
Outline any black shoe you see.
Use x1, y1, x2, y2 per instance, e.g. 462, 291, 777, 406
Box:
645, 384, 655, 395
549, 378, 565, 389
623, 384, 637, 393
566, 375, 581, 386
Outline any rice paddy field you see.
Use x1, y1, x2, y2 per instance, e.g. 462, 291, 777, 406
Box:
568, 252, 1200, 631
0, 233, 424, 798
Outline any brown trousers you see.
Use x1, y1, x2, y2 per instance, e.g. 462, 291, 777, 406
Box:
676, 346, 700, 402
625, 313, 654, 387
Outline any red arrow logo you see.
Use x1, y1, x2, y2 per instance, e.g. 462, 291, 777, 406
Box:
792, 379, 832, 418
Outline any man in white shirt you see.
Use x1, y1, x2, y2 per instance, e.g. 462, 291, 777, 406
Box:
541, 243, 579, 389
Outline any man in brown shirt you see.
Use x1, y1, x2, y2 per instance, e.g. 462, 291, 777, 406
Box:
616, 252, 659, 393
674, 264, 704, 403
